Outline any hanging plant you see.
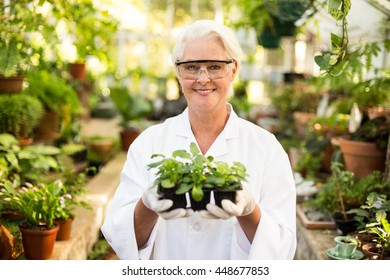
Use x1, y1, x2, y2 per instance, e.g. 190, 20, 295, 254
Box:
314, 0, 352, 77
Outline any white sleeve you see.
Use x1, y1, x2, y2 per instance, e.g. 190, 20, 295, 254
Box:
100, 132, 156, 260
249, 140, 297, 259
230, 138, 297, 260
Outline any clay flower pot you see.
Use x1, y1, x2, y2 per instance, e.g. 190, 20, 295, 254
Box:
19, 223, 59, 260
338, 138, 386, 178
55, 218, 74, 241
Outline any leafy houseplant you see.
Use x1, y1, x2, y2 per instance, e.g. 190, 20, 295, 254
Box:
0, 94, 44, 141
147, 142, 248, 211
364, 215, 390, 260
305, 162, 390, 234
23, 70, 83, 136
0, 180, 61, 259
235, 0, 321, 48
0, 1, 46, 79
0, 133, 62, 186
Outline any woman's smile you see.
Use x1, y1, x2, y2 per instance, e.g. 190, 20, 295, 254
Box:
193, 88, 216, 96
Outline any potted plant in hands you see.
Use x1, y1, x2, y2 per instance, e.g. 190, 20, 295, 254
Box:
0, 180, 61, 259
148, 142, 248, 211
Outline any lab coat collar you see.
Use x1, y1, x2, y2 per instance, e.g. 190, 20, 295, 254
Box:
176, 103, 240, 157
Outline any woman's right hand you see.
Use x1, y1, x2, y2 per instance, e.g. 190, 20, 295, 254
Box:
141, 187, 193, 220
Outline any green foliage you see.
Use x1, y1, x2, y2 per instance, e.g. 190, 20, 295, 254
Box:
305, 163, 390, 218
148, 142, 248, 202
87, 238, 113, 260
51, 169, 93, 220
0, 133, 62, 185
24, 70, 82, 115
60, 143, 87, 155
0, 94, 44, 139
349, 192, 390, 231
351, 116, 389, 150
49, 0, 119, 63
314, 0, 351, 77
0, 1, 46, 77
0, 180, 62, 227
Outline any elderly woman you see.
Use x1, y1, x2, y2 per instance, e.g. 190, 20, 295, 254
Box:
101, 20, 296, 260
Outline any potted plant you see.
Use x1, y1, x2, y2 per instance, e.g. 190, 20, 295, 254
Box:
51, 170, 92, 241
304, 162, 384, 235
0, 94, 44, 144
109, 86, 153, 151
23, 70, 83, 144
61, 143, 88, 164
0, 180, 61, 259
235, 0, 321, 48
0, 133, 62, 186
348, 191, 390, 250
0, 1, 47, 93
361, 215, 390, 260
84, 135, 117, 165
338, 115, 389, 178
147, 142, 248, 211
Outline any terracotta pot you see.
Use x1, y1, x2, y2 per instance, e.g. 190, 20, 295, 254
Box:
19, 223, 59, 260
0, 223, 14, 260
55, 219, 73, 241
0, 76, 24, 94
34, 110, 61, 144
338, 138, 386, 178
119, 129, 140, 151
69, 63, 86, 81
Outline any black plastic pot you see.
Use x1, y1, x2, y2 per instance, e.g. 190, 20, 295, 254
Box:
333, 212, 358, 235
157, 185, 187, 211
213, 190, 238, 208
189, 190, 211, 211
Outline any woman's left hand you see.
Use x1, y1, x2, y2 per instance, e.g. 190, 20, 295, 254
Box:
199, 184, 257, 219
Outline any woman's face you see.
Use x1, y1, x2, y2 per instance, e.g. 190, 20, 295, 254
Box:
177, 39, 237, 113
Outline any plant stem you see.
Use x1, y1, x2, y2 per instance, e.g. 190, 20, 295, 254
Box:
333, 172, 347, 220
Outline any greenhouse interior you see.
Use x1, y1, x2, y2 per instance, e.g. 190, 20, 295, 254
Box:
0, 0, 389, 261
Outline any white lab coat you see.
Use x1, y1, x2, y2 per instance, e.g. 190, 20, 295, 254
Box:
101, 105, 296, 260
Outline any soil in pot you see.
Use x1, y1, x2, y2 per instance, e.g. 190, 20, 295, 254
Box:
213, 189, 240, 208
157, 185, 187, 211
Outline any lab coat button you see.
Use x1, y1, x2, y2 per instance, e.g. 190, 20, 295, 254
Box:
193, 222, 201, 231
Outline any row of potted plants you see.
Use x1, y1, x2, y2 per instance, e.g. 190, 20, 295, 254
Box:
0, 133, 110, 259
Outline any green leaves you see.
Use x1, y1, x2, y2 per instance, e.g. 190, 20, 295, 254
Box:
148, 142, 249, 201
328, 0, 351, 21
315, 0, 352, 77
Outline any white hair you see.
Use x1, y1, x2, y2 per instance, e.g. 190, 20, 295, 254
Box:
171, 20, 243, 73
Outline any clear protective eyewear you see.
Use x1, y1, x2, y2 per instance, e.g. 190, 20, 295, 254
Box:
175, 59, 233, 80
